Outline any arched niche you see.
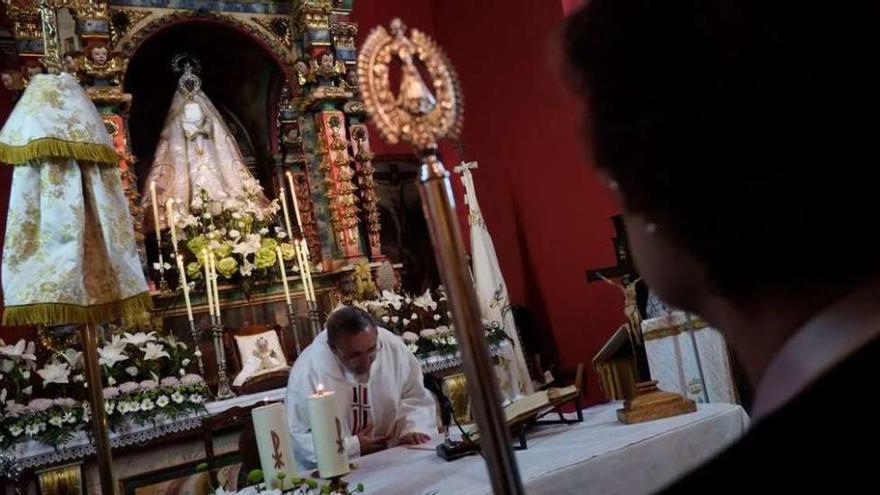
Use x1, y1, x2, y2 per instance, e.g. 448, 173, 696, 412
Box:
125, 20, 288, 194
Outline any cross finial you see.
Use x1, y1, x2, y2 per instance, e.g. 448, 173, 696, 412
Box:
453, 160, 479, 174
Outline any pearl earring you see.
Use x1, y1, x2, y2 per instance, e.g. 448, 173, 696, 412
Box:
646, 222, 658, 235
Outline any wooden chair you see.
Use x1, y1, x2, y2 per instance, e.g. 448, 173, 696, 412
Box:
201, 406, 252, 488
223, 324, 294, 395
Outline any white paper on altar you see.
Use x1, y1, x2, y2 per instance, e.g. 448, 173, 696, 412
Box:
457, 162, 534, 399
642, 312, 739, 404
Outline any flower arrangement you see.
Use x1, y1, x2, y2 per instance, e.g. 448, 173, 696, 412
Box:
355, 288, 510, 359
98, 329, 208, 428
0, 328, 208, 450
206, 468, 364, 495
170, 184, 301, 295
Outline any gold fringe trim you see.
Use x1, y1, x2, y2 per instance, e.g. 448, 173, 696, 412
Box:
1, 292, 154, 326
0, 137, 118, 166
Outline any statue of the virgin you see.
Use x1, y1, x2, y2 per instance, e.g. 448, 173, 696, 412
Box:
141, 56, 269, 231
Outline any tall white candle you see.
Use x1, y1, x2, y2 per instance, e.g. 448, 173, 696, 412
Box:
176, 255, 194, 322
150, 181, 162, 243
275, 246, 292, 306
294, 239, 311, 302
251, 403, 298, 489
202, 248, 215, 317
210, 253, 221, 319
301, 239, 316, 302
286, 172, 304, 230
279, 186, 294, 238
292, 239, 309, 301
308, 384, 349, 478
166, 198, 179, 255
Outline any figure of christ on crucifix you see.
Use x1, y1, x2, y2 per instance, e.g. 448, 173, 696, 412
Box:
598, 274, 643, 345
587, 215, 652, 383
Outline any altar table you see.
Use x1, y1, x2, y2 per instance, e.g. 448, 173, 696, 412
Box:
343, 402, 748, 495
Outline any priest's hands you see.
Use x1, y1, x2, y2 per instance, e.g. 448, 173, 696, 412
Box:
399, 432, 432, 445
358, 426, 389, 455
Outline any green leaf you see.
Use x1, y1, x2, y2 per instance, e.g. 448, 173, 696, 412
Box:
246, 469, 264, 484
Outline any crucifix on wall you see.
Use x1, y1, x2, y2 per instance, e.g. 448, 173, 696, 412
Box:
587, 215, 652, 383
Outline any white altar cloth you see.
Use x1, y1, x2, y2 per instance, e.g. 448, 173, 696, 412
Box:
339, 402, 748, 495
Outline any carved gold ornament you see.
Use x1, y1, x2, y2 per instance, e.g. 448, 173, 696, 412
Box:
357, 18, 463, 151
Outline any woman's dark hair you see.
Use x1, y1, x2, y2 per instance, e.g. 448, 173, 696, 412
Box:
563, 0, 880, 299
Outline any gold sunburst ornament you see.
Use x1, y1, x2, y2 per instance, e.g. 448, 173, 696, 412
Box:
358, 18, 463, 150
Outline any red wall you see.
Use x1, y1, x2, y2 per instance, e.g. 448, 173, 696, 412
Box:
0, 85, 14, 313
561, 0, 586, 15
357, 0, 625, 403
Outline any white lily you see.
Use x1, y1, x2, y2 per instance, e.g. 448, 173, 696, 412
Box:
36, 361, 71, 385
0, 339, 37, 363
413, 290, 438, 311
104, 334, 128, 352
59, 349, 83, 368
381, 290, 404, 310
143, 342, 170, 361
98, 344, 128, 367
124, 331, 157, 347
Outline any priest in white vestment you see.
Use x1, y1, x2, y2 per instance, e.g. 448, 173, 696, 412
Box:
285, 306, 438, 471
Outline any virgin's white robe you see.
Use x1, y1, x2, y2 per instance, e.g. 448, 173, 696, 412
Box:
140, 85, 269, 232
285, 327, 438, 471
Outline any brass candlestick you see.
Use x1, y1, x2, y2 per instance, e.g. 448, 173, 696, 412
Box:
359, 19, 524, 495
188, 317, 205, 375
211, 316, 235, 399
286, 302, 303, 355
307, 299, 322, 340
156, 251, 169, 292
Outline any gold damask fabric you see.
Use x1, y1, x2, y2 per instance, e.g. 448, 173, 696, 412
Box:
0, 74, 151, 325
0, 74, 117, 166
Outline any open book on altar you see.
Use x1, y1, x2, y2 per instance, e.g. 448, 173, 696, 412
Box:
504, 391, 550, 422
503, 385, 582, 423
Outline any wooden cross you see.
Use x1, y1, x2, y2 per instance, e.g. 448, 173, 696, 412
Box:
586, 215, 638, 282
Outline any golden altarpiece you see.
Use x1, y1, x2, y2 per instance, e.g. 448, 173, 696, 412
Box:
0, 1, 409, 492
